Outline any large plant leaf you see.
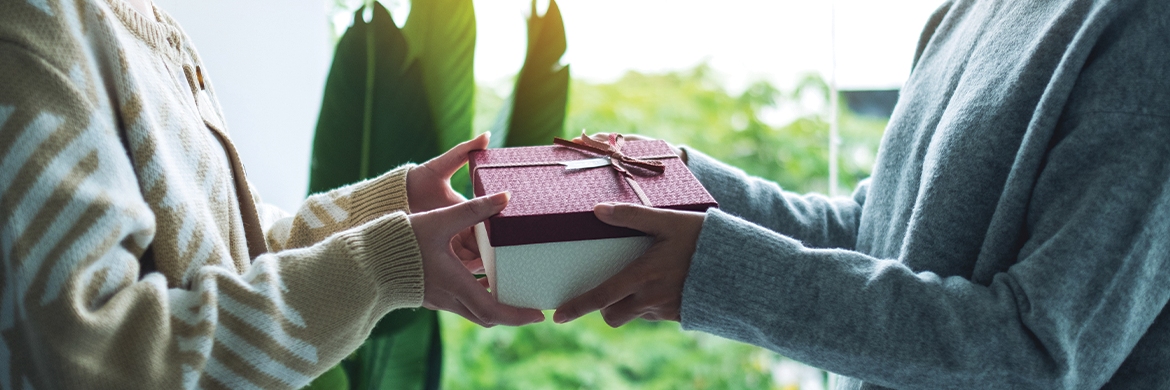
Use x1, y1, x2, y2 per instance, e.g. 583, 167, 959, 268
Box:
309, 2, 438, 192
402, 0, 476, 153
307, 3, 442, 390
342, 310, 441, 390
401, 0, 477, 197
493, 0, 570, 148
302, 364, 349, 390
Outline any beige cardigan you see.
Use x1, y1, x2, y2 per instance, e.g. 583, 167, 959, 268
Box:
0, 0, 426, 388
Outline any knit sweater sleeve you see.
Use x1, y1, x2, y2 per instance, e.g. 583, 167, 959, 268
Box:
681, 146, 867, 250
0, 42, 422, 390
260, 165, 414, 252
682, 109, 1170, 388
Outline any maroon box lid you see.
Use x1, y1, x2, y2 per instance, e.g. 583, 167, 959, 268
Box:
469, 139, 718, 247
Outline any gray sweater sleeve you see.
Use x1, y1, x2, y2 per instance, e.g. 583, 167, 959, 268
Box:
682, 146, 868, 250
679, 108, 1170, 388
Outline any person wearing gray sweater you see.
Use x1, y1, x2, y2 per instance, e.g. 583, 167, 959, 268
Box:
554, 0, 1170, 388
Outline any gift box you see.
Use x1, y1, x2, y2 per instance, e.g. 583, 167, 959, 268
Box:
469, 134, 717, 309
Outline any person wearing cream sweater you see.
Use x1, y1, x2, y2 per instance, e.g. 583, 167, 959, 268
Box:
0, 0, 544, 388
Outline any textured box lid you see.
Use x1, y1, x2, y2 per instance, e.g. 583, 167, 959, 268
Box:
469, 139, 717, 247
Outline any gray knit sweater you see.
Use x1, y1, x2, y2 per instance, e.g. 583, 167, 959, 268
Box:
679, 0, 1170, 388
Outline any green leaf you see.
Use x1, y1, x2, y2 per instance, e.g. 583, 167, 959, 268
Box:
402, 0, 477, 153
308, 3, 443, 390
343, 310, 439, 390
301, 364, 349, 390
494, 0, 570, 147
309, 2, 438, 193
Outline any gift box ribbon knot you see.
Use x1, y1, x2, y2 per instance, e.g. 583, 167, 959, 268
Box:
471, 131, 679, 206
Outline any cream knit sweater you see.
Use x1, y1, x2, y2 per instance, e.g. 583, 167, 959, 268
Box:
0, 0, 427, 388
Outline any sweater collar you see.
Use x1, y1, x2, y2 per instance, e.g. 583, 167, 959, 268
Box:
102, 0, 184, 58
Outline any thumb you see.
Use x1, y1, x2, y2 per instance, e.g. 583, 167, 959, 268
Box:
425, 132, 490, 178
430, 191, 510, 237
593, 202, 672, 235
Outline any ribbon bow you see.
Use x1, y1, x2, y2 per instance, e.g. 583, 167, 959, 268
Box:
471, 131, 677, 207
552, 131, 667, 177
551, 131, 675, 206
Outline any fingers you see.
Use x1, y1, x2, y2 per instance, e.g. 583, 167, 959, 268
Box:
553, 266, 639, 324
456, 279, 545, 326
453, 243, 478, 263
593, 202, 679, 236
555, 208, 704, 326
600, 295, 644, 327
598, 274, 683, 327
420, 247, 541, 327
451, 228, 481, 267
431, 300, 490, 328
424, 132, 490, 178
435, 281, 542, 327
425, 191, 510, 238
462, 258, 485, 274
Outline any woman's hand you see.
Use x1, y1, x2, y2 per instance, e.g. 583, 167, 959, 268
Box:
407, 133, 493, 282
553, 202, 705, 327
409, 192, 546, 327
407, 132, 489, 214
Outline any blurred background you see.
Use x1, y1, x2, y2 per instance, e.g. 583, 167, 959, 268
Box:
153, 0, 941, 388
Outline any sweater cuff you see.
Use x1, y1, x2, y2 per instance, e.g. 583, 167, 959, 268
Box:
678, 146, 747, 196
348, 164, 414, 224
680, 208, 806, 333
340, 211, 425, 312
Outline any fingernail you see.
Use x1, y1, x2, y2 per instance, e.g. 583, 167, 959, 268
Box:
594, 203, 614, 218
483, 131, 491, 141
492, 191, 510, 206
553, 312, 567, 324
531, 314, 546, 324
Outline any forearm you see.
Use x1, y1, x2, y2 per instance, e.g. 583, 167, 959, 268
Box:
681, 209, 1166, 389
268, 164, 413, 251
681, 146, 865, 250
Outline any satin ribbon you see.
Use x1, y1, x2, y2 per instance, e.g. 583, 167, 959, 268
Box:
471, 131, 677, 206
552, 132, 667, 175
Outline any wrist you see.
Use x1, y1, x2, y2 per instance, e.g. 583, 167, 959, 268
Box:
405, 165, 424, 213
340, 212, 425, 313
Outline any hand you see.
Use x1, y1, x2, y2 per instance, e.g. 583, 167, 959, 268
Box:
407, 132, 489, 213
553, 202, 705, 327
586, 132, 688, 165
409, 192, 546, 327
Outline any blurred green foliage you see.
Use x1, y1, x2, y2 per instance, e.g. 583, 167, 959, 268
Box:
565, 65, 887, 195
444, 65, 889, 389
440, 312, 778, 390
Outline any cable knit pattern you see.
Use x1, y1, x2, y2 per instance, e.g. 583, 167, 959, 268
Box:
0, 0, 424, 388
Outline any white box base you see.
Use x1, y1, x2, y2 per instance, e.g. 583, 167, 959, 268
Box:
474, 223, 653, 310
